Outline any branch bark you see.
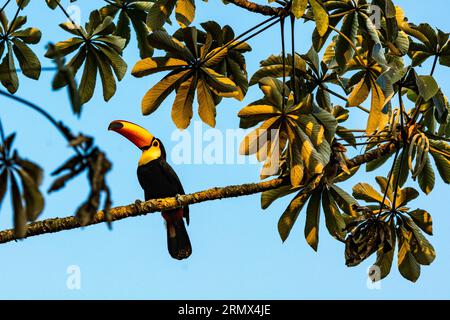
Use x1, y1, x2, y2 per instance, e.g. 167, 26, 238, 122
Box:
0, 178, 285, 244
0, 141, 398, 244
224, 0, 287, 16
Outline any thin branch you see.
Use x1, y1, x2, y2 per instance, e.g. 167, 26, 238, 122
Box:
6, 0, 24, 35
290, 14, 298, 104
345, 141, 397, 169
0, 0, 12, 15
0, 178, 286, 244
280, 17, 286, 110
430, 54, 439, 76
322, 86, 370, 113
0, 141, 399, 244
0, 89, 83, 157
224, 0, 287, 16
56, 0, 87, 41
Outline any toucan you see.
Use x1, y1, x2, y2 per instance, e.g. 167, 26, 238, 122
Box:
108, 120, 192, 260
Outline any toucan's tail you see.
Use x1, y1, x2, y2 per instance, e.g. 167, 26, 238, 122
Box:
163, 209, 192, 260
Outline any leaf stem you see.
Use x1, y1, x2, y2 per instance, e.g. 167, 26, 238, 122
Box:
322, 86, 370, 113
56, 0, 88, 41
5, 0, 24, 35
0, 89, 82, 156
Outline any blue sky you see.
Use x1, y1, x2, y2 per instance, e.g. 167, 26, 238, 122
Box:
0, 0, 449, 299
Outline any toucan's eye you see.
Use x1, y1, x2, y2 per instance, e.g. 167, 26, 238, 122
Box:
152, 140, 159, 147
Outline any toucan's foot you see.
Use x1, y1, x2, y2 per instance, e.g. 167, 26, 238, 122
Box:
135, 199, 144, 209
175, 194, 183, 206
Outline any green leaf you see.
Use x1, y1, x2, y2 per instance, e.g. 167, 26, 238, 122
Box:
430, 141, 450, 183
373, 248, 395, 281
11, 27, 41, 44
16, 168, 44, 222
10, 173, 26, 238
175, 0, 195, 28
261, 185, 298, 210
352, 182, 385, 204
146, 0, 176, 31
310, 0, 329, 37
329, 184, 358, 217
278, 192, 310, 242
45, 37, 83, 58
391, 149, 410, 188
171, 76, 196, 129
408, 209, 433, 235
397, 229, 421, 282
0, 169, 8, 209
348, 77, 370, 107
131, 57, 188, 78
147, 30, 193, 60
406, 219, 436, 265
416, 75, 439, 101
141, 69, 191, 116
12, 39, 41, 80
202, 67, 239, 98
322, 188, 345, 241
128, 11, 153, 58
95, 42, 128, 81
115, 10, 131, 46
78, 50, 98, 104
0, 43, 19, 93
92, 49, 116, 101
395, 187, 419, 208
291, 0, 307, 19
304, 189, 321, 251
417, 154, 435, 194
197, 76, 217, 127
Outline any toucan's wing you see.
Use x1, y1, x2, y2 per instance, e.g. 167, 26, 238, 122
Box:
158, 160, 190, 224
158, 160, 185, 194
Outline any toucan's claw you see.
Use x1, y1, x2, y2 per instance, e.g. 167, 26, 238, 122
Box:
135, 199, 144, 210
175, 194, 183, 207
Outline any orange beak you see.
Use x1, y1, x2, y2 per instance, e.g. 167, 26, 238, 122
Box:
108, 120, 154, 149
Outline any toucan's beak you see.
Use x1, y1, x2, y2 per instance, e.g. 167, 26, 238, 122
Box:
108, 120, 154, 149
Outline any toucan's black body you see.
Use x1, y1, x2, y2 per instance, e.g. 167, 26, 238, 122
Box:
137, 139, 191, 260
109, 120, 192, 260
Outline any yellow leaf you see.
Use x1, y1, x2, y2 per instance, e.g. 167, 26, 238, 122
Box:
175, 0, 195, 28
131, 57, 188, 77
310, 0, 329, 37
141, 69, 190, 115
291, 0, 308, 19
197, 78, 216, 127
171, 76, 196, 129
348, 77, 370, 107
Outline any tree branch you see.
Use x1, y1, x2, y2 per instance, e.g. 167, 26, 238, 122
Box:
0, 140, 399, 244
0, 178, 285, 244
224, 0, 287, 16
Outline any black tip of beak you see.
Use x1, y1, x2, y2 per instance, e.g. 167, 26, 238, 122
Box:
108, 122, 123, 131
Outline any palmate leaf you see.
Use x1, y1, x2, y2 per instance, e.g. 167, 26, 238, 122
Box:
315, 0, 386, 68
100, 0, 154, 58
403, 21, 450, 69
0, 133, 45, 238
45, 11, 127, 109
238, 77, 336, 185
347, 175, 435, 281
345, 53, 390, 134
132, 26, 245, 129
0, 12, 42, 93
48, 133, 113, 226
274, 172, 356, 249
